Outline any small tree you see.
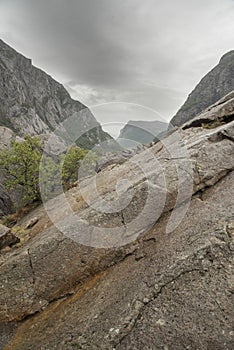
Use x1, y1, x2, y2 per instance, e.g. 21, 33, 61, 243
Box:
61, 146, 89, 188
0, 136, 43, 203
0, 136, 95, 207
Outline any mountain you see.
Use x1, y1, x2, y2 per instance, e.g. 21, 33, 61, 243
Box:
1, 92, 234, 348
0, 39, 112, 149
117, 120, 168, 147
170, 50, 234, 126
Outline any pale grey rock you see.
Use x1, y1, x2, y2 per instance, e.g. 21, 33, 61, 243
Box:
38, 133, 67, 155
0, 125, 24, 149
24, 217, 39, 229
0, 126, 17, 148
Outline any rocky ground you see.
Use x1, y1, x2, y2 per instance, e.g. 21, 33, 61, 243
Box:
0, 92, 234, 349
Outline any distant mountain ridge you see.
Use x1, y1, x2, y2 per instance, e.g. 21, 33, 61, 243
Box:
0, 39, 112, 149
170, 50, 234, 126
117, 120, 168, 148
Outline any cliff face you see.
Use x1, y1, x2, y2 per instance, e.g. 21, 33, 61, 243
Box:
170, 50, 234, 126
0, 39, 112, 149
0, 92, 234, 349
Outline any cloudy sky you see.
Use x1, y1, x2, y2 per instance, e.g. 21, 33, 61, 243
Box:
0, 0, 234, 136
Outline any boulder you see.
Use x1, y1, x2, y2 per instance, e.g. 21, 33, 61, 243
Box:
0, 224, 19, 250
24, 217, 39, 230
0, 126, 17, 148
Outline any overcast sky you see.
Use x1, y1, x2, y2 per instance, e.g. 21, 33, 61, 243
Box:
0, 0, 234, 136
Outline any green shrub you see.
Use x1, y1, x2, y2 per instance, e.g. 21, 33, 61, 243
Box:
61, 146, 97, 189
0, 135, 94, 207
0, 136, 43, 203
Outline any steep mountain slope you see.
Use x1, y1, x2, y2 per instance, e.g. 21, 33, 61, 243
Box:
0, 39, 112, 149
1, 92, 234, 349
170, 50, 234, 126
118, 120, 168, 147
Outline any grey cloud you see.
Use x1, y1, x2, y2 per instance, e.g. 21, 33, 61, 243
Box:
0, 0, 233, 122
